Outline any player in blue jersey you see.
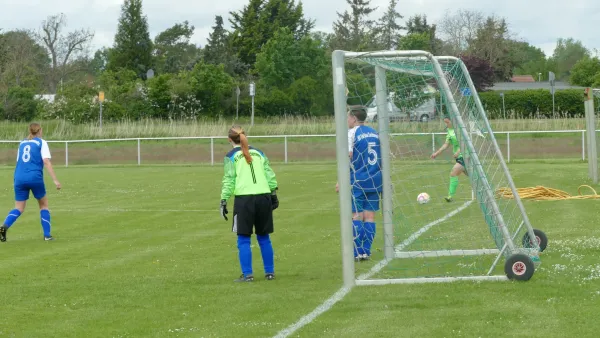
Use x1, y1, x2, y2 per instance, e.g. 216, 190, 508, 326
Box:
336, 106, 382, 261
0, 123, 61, 242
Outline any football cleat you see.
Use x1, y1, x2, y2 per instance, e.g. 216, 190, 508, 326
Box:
265, 273, 275, 281
44, 236, 54, 241
444, 196, 453, 203
0, 226, 7, 242
234, 274, 254, 282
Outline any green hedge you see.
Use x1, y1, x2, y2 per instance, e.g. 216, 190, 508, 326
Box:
478, 89, 586, 118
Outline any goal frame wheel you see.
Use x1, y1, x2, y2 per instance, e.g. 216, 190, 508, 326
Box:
504, 253, 535, 281
522, 228, 548, 252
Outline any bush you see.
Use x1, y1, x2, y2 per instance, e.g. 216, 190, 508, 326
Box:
3, 87, 37, 121
478, 89, 586, 118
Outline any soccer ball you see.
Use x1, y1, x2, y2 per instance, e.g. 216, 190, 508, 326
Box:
417, 192, 430, 204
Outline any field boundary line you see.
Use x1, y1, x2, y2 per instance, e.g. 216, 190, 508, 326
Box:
272, 200, 473, 338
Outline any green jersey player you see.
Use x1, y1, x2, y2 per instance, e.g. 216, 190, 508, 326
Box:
431, 116, 467, 202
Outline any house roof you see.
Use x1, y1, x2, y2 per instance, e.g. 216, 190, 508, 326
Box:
511, 75, 535, 82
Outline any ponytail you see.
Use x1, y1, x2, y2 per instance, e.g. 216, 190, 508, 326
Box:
228, 126, 252, 164
239, 133, 252, 164
28, 122, 41, 140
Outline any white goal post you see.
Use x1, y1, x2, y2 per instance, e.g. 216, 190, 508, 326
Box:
332, 50, 547, 287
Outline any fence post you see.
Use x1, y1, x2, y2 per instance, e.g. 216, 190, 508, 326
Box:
211, 137, 214, 166
65, 142, 69, 167
507, 132, 510, 163
137, 139, 141, 165
582, 130, 586, 161
284, 136, 288, 163
431, 133, 435, 153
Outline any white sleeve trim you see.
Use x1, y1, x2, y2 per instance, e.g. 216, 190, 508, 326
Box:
347, 127, 357, 154
41, 139, 51, 159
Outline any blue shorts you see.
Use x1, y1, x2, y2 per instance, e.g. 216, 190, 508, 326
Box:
14, 181, 46, 201
352, 190, 381, 213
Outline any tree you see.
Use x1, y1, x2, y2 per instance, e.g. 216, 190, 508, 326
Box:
0, 30, 49, 93
467, 16, 514, 81
108, 0, 154, 79
438, 9, 484, 55
549, 38, 590, 80
461, 55, 494, 91
37, 13, 94, 93
569, 56, 600, 87
510, 40, 548, 80
153, 21, 201, 74
376, 0, 404, 50
204, 16, 244, 75
397, 32, 431, 51
404, 14, 440, 53
89, 48, 110, 76
332, 0, 378, 51
255, 27, 328, 89
229, 0, 314, 68
2, 86, 37, 121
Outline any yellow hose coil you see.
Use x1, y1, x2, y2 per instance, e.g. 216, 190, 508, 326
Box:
496, 185, 600, 201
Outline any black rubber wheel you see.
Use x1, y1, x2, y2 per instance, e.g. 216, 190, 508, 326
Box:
522, 229, 548, 252
504, 253, 535, 281
420, 114, 429, 122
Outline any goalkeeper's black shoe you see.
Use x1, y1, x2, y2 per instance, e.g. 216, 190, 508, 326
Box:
444, 196, 453, 203
0, 226, 7, 242
265, 273, 275, 281
234, 274, 254, 282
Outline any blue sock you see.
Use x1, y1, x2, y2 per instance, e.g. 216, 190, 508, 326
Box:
363, 222, 376, 256
257, 234, 274, 274
3, 209, 21, 228
352, 220, 364, 256
237, 235, 252, 277
40, 210, 51, 237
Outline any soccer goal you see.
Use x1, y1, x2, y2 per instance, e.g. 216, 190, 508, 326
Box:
332, 50, 548, 286
584, 87, 598, 184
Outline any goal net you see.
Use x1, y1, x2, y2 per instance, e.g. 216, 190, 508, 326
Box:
332, 50, 547, 286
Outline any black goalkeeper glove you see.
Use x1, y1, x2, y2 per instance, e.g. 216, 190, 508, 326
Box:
220, 199, 229, 221
271, 190, 279, 210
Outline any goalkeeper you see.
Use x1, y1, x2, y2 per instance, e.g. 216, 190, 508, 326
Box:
431, 116, 467, 202
336, 106, 382, 261
220, 126, 279, 283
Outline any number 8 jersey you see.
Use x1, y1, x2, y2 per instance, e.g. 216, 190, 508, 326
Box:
14, 137, 51, 184
348, 125, 382, 193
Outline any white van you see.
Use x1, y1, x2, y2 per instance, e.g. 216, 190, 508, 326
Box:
364, 91, 437, 123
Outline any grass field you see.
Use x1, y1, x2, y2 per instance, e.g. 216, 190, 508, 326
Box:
0, 161, 599, 337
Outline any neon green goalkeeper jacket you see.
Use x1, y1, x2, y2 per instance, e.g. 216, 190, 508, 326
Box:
221, 146, 278, 200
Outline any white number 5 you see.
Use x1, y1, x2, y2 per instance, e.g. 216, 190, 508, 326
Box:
21, 145, 31, 163
367, 142, 378, 165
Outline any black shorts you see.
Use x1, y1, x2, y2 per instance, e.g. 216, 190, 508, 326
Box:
456, 157, 465, 167
232, 194, 274, 236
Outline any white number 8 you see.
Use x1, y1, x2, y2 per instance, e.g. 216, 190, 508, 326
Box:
367, 142, 378, 166
21, 145, 31, 163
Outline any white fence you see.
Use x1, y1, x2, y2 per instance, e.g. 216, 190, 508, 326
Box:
0, 130, 597, 166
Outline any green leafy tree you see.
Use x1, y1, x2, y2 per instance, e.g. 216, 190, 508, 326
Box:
230, 0, 313, 69
107, 0, 154, 79
0, 30, 49, 93
189, 62, 234, 115
569, 56, 600, 87
404, 14, 441, 53
511, 41, 549, 80
3, 87, 38, 121
549, 38, 590, 80
397, 32, 431, 51
332, 0, 377, 51
255, 27, 328, 89
376, 0, 404, 50
204, 16, 245, 75
153, 21, 201, 74
468, 16, 514, 81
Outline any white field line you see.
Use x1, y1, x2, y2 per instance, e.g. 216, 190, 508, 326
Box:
50, 208, 334, 213
273, 200, 473, 338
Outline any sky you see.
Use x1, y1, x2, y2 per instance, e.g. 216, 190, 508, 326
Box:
1, 0, 599, 57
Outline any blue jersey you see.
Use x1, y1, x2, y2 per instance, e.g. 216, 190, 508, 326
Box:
14, 137, 51, 184
349, 125, 382, 193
